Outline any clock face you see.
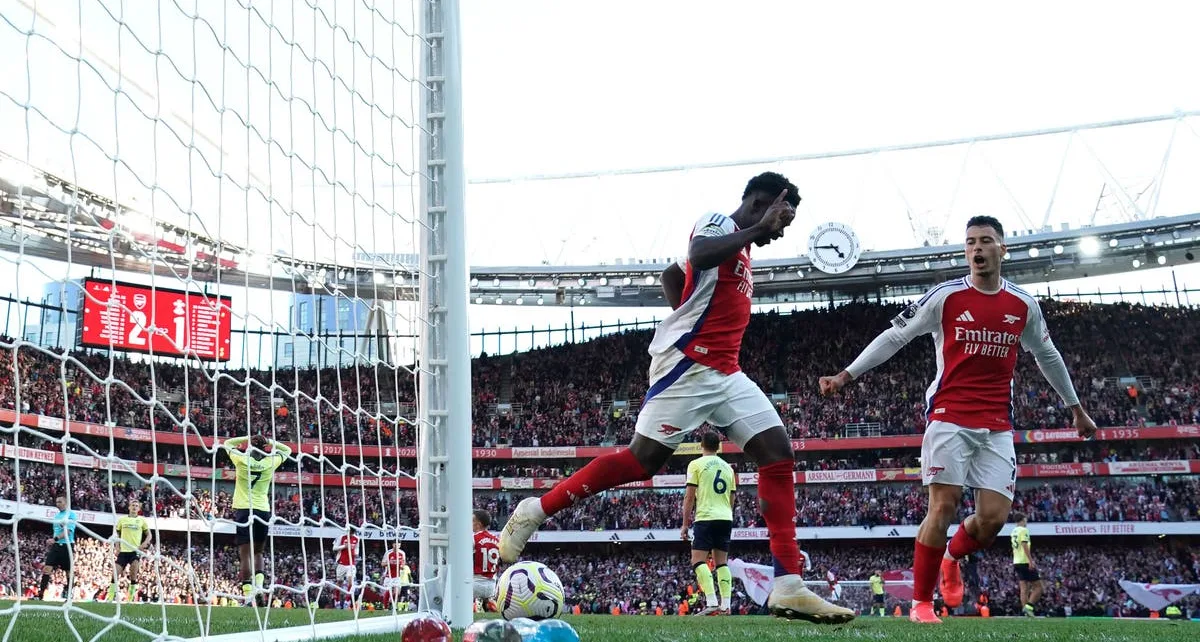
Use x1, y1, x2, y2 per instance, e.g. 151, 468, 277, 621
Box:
807, 222, 862, 274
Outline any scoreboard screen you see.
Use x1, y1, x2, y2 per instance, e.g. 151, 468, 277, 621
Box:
78, 278, 233, 361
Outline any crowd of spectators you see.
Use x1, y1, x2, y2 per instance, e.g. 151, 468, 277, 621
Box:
540, 477, 1200, 531
4, 523, 1196, 618
543, 539, 1200, 617
0, 301, 1197, 450
3, 458, 1198, 533
0, 528, 406, 608
5, 459, 1196, 532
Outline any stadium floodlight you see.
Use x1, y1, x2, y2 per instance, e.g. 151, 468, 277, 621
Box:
373, 272, 387, 285
623, 277, 633, 286
516, 296, 524, 305
1132, 259, 1142, 268
1157, 255, 1167, 265
1109, 238, 1120, 248
537, 296, 545, 305
1028, 247, 1040, 258
471, 278, 479, 287
1080, 236, 1102, 256
493, 277, 501, 287
599, 277, 609, 286
1053, 244, 1064, 255
644, 275, 656, 285
577, 277, 587, 286
495, 296, 503, 304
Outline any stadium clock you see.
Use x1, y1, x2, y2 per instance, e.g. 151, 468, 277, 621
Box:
806, 222, 862, 274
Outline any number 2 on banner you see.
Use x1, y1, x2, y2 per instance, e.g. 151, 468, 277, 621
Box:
128, 311, 148, 346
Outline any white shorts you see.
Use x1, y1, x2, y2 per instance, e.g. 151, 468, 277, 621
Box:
383, 576, 407, 590
921, 421, 1016, 500
336, 564, 356, 582
634, 361, 781, 449
473, 577, 496, 600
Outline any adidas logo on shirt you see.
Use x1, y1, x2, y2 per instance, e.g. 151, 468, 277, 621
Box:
955, 310, 975, 323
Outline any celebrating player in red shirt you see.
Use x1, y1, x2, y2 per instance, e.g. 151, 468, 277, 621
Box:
332, 530, 360, 602
472, 510, 500, 611
382, 542, 410, 606
499, 172, 853, 624
819, 215, 1097, 624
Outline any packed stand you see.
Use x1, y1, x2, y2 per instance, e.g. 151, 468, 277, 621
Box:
0, 301, 1197, 450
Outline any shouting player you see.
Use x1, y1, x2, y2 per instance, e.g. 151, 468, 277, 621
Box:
110, 499, 151, 602
382, 541, 411, 606
222, 434, 292, 602
500, 172, 854, 624
819, 215, 1096, 624
680, 431, 735, 616
332, 528, 361, 604
473, 510, 500, 611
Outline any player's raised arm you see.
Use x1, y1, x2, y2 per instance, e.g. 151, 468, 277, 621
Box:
661, 260, 686, 310
689, 190, 794, 270
221, 436, 249, 465
1020, 301, 1097, 438
267, 439, 293, 460
819, 289, 945, 396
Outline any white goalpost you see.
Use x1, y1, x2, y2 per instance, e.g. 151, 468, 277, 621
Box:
0, 0, 471, 640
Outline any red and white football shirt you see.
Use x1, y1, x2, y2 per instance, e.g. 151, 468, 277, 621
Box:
383, 548, 408, 579
648, 214, 753, 377
889, 276, 1054, 431
473, 530, 500, 579
334, 534, 360, 566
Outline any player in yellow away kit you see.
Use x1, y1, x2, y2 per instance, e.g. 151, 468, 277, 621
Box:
1010, 512, 1042, 616
222, 434, 292, 602
111, 499, 151, 602
681, 431, 736, 615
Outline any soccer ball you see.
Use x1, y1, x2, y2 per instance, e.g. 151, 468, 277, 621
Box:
495, 561, 565, 620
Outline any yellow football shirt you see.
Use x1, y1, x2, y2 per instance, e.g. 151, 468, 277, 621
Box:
686, 454, 735, 522
114, 515, 149, 553
224, 436, 293, 512
869, 574, 884, 595
1011, 526, 1031, 564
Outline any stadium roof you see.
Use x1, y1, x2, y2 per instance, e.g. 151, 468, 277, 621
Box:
2, 150, 1199, 307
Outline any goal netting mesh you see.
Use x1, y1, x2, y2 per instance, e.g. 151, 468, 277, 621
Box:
0, 0, 457, 639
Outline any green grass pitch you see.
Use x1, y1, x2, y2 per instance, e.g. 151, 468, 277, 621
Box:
0, 602, 1197, 642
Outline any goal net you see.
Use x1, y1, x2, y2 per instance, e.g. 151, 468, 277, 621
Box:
0, 0, 471, 640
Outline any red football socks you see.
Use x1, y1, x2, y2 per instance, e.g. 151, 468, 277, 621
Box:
539, 448, 654, 516
757, 460, 802, 577
947, 521, 985, 559
912, 540, 943, 602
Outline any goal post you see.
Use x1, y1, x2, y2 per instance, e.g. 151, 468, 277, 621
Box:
0, 0, 472, 639
416, 0, 475, 630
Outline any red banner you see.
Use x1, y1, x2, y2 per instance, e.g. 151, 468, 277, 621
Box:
7, 441, 1193, 492
78, 278, 233, 361
4, 406, 1197, 461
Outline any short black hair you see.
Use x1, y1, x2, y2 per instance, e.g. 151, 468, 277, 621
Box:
743, 172, 801, 208
966, 215, 1004, 239
473, 509, 491, 529
700, 431, 721, 452
1011, 511, 1027, 523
